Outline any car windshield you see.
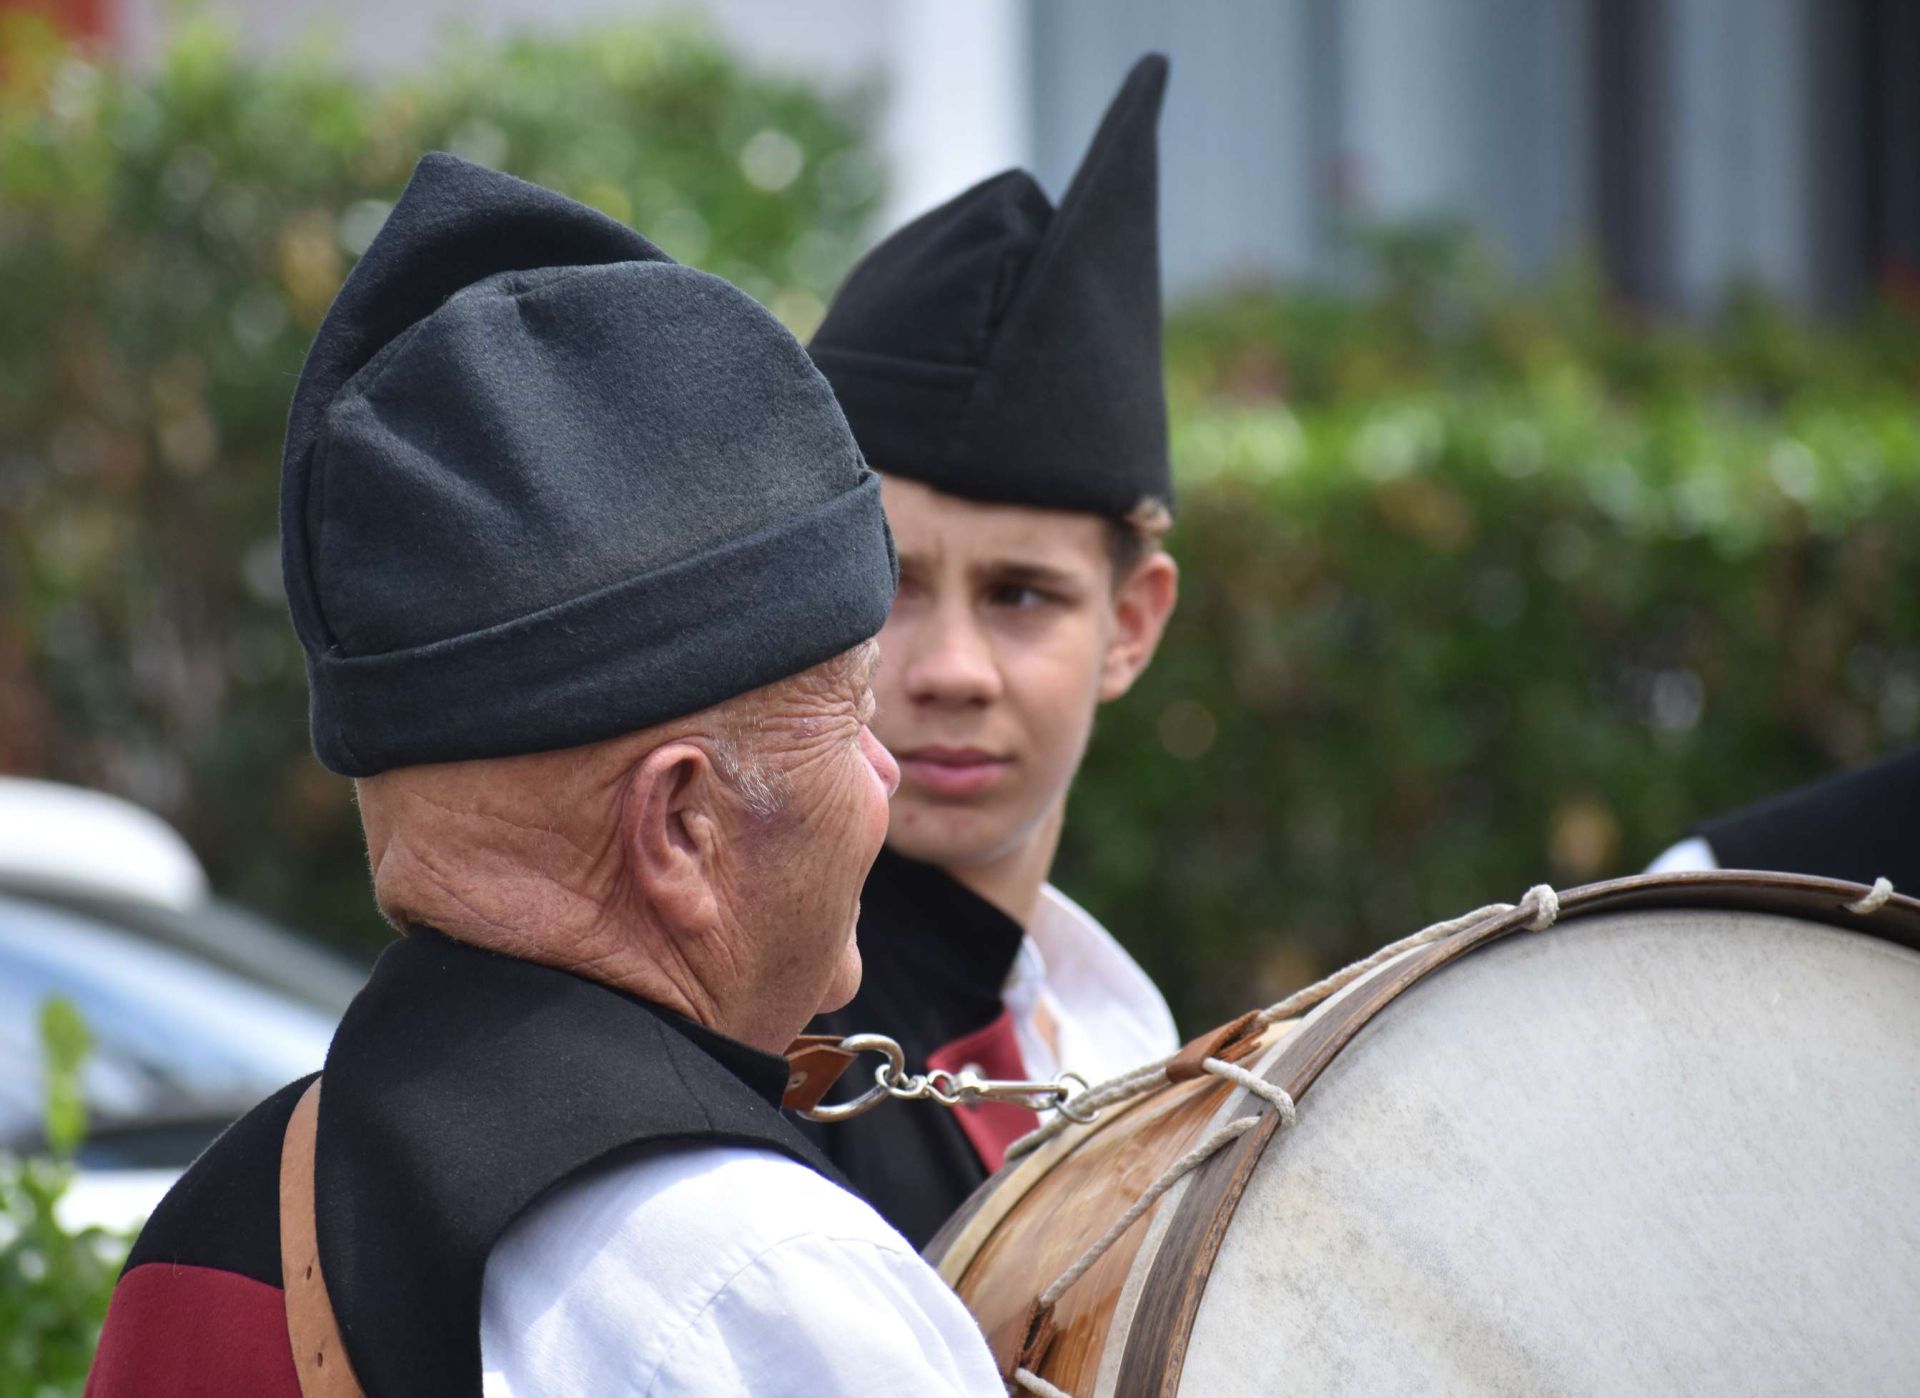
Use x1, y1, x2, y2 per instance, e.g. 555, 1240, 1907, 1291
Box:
0, 893, 335, 1161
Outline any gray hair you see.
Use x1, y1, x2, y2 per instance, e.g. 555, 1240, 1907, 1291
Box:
709, 724, 787, 819
704, 640, 877, 820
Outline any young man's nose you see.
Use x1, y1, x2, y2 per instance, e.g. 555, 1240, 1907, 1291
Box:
902, 613, 1002, 706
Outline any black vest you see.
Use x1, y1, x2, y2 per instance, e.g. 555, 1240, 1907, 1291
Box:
797, 847, 1030, 1249
93, 927, 838, 1397
1696, 744, 1920, 889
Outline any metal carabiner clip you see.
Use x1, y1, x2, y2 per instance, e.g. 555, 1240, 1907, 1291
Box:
798, 1033, 912, 1123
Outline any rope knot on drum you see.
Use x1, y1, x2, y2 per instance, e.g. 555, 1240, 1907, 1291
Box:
1846, 876, 1895, 915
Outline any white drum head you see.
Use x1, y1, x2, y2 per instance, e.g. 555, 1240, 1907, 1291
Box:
1180, 909, 1920, 1396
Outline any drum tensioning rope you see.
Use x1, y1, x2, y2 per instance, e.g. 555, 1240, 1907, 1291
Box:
1004, 882, 1562, 1167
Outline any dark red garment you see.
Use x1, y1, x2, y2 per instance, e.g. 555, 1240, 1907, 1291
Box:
87, 1263, 300, 1397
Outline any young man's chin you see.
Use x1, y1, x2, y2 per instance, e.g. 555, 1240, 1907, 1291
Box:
885, 802, 1024, 873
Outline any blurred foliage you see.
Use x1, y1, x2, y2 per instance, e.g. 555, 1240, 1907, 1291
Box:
4, 19, 1920, 1040
1065, 236, 1920, 1025
0, 1000, 128, 1394
0, 15, 879, 957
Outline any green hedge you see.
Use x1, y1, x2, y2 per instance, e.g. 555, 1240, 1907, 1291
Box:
1064, 378, 1920, 1023
5, 22, 1919, 1042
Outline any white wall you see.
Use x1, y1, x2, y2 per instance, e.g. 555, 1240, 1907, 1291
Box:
879, 0, 1031, 229
116, 0, 1861, 310
1665, 0, 1821, 312
118, 0, 886, 81
1337, 0, 1591, 278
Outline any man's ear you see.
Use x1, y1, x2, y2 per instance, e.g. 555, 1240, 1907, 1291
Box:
623, 740, 724, 936
1100, 550, 1179, 702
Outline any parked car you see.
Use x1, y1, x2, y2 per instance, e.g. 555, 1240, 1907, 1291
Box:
0, 777, 364, 1232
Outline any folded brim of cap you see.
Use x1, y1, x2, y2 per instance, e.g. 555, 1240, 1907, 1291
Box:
307, 473, 894, 776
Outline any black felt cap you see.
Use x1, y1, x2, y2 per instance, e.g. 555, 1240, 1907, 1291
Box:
281, 154, 896, 777
808, 54, 1171, 518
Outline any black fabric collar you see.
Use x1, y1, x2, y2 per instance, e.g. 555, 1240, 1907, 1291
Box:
861, 847, 1026, 992
823, 846, 1028, 1054
316, 926, 835, 1397
647, 996, 793, 1109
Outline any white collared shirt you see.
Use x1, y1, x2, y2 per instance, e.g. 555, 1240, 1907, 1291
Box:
479, 1144, 1004, 1397
1645, 836, 1719, 873
1002, 883, 1181, 1086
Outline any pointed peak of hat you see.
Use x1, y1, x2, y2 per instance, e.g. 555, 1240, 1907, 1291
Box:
805, 55, 1172, 517
935, 51, 1168, 513
1053, 52, 1168, 233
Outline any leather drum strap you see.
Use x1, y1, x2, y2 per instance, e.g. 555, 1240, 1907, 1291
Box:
279, 1080, 367, 1398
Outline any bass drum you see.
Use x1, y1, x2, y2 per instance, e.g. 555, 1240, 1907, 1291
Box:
927, 872, 1920, 1397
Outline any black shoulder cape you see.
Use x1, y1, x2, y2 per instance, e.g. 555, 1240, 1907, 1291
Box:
1696, 744, 1920, 889
89, 927, 837, 1397
797, 846, 1036, 1249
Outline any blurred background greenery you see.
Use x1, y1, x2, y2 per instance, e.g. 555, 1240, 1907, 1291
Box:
4, 12, 1919, 1042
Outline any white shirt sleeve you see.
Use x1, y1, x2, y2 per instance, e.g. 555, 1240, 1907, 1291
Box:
638, 1233, 1003, 1397
1644, 836, 1719, 874
480, 1144, 1004, 1398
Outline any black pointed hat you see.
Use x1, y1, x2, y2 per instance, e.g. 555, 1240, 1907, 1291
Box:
809, 54, 1171, 518
280, 154, 894, 776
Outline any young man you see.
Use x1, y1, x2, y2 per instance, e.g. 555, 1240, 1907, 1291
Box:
799, 55, 1184, 1246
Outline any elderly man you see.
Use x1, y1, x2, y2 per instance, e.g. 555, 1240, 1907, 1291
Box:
87, 155, 1003, 1396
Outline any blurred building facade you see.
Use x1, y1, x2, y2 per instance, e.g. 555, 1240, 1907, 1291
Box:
30, 0, 1920, 315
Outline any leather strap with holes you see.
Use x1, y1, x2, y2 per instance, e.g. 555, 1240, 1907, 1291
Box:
780, 1034, 863, 1113
279, 1080, 366, 1398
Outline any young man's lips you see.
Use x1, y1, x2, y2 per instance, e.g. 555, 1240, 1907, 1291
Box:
896, 747, 1011, 798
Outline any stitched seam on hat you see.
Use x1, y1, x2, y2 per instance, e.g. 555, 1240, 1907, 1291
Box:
461, 259, 730, 326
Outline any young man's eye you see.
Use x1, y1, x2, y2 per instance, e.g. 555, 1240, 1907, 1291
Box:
987, 584, 1055, 610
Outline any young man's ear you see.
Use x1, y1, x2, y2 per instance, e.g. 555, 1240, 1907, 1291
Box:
623, 741, 725, 937
1100, 550, 1179, 702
